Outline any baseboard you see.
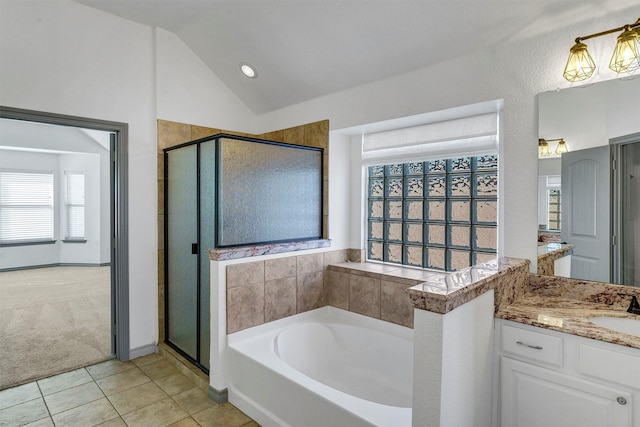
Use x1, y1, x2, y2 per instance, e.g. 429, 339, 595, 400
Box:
129, 343, 158, 360
208, 385, 228, 404
0, 262, 111, 272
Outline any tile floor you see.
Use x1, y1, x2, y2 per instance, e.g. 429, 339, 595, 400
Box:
0, 353, 259, 427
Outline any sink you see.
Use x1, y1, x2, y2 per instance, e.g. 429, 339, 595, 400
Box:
588, 316, 640, 337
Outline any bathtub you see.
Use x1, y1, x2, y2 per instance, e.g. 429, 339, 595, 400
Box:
227, 306, 413, 427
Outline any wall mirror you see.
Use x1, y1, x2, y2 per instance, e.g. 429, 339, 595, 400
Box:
538, 77, 640, 287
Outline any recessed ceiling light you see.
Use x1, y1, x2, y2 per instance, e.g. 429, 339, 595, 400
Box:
240, 62, 257, 79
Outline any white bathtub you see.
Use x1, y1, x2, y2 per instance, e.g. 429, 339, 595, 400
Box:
227, 306, 413, 427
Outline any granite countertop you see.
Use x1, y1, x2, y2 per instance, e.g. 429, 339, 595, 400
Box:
496, 274, 640, 350
537, 242, 574, 257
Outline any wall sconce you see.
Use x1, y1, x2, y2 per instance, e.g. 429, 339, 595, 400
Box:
563, 17, 640, 82
539, 138, 568, 156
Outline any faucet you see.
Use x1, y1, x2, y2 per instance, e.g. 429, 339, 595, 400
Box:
618, 293, 640, 315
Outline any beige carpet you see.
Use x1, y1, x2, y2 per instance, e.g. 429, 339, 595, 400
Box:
0, 266, 112, 390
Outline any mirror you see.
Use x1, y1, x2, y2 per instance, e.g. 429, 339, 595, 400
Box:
538, 77, 640, 286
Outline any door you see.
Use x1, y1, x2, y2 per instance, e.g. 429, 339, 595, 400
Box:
561, 146, 610, 282
165, 142, 211, 372
501, 357, 632, 427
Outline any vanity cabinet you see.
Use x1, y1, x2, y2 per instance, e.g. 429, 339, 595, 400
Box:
496, 319, 639, 427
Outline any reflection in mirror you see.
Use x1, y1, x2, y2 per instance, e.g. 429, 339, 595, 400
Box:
538, 77, 640, 287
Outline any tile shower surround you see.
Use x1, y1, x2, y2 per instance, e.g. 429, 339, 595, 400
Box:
157, 118, 329, 342
226, 250, 439, 333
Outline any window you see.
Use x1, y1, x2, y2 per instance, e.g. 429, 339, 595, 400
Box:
65, 172, 85, 240
0, 170, 54, 243
547, 189, 561, 231
367, 155, 498, 271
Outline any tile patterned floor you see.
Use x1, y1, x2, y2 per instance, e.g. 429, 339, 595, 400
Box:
0, 354, 259, 427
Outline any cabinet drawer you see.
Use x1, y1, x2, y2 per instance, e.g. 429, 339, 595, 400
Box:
579, 344, 640, 390
501, 324, 563, 366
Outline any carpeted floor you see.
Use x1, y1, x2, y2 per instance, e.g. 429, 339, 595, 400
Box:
0, 266, 112, 390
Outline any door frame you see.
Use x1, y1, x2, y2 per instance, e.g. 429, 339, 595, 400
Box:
610, 132, 640, 285
0, 106, 130, 360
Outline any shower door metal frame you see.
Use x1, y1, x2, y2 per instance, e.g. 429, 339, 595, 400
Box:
164, 140, 208, 374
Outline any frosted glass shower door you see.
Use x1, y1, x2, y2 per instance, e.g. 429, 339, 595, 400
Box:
166, 145, 198, 360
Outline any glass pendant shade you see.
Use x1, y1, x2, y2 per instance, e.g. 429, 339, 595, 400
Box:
555, 139, 568, 155
563, 41, 596, 82
538, 139, 551, 157
609, 27, 640, 73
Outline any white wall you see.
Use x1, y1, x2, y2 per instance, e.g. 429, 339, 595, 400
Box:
539, 78, 640, 154
0, 0, 159, 351
249, 11, 640, 270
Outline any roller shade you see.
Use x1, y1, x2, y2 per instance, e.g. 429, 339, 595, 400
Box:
362, 112, 498, 165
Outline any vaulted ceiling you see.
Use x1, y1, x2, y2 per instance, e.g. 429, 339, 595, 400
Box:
72, 0, 638, 114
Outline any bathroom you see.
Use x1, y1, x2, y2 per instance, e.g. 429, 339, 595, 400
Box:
2, 1, 640, 426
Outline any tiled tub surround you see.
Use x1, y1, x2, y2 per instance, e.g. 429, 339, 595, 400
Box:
225, 250, 350, 334
226, 253, 459, 334
496, 274, 640, 349
537, 242, 574, 275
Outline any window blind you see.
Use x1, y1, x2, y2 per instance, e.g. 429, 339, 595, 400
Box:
0, 170, 54, 242
65, 172, 85, 239
362, 112, 498, 165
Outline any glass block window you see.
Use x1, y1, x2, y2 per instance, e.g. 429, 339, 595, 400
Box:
367, 155, 498, 271
547, 189, 561, 231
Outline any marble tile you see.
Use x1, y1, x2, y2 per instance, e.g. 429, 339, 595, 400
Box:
191, 126, 221, 141
157, 120, 191, 150
38, 368, 93, 396
23, 417, 55, 427
0, 382, 40, 410
297, 271, 324, 313
169, 417, 200, 427
325, 270, 350, 310
347, 248, 364, 262
0, 397, 49, 426
122, 398, 188, 427
381, 280, 414, 328
51, 398, 118, 427
265, 276, 297, 322
95, 417, 127, 427
303, 120, 329, 149
171, 387, 215, 415
350, 273, 381, 318
264, 256, 297, 281
192, 403, 251, 427
86, 359, 136, 380
283, 125, 305, 145
296, 253, 324, 275
131, 352, 165, 367
95, 367, 150, 396
227, 262, 264, 287
240, 421, 261, 427
323, 249, 348, 267
139, 360, 179, 380
107, 381, 168, 415
154, 373, 196, 396
44, 381, 104, 415
227, 282, 265, 333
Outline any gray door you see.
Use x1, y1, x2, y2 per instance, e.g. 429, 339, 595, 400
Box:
561, 146, 610, 282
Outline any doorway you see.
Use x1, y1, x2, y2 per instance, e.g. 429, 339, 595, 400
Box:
0, 106, 129, 388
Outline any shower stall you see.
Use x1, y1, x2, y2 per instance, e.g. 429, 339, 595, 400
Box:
164, 134, 323, 372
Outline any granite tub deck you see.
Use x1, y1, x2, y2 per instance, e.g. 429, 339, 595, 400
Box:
536, 243, 574, 276
496, 274, 640, 349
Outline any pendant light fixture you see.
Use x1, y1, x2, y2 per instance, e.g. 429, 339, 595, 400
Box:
563, 18, 640, 82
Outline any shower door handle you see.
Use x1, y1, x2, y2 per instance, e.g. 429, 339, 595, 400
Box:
191, 243, 198, 254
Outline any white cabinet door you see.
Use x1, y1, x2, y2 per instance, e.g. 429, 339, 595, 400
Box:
501, 357, 632, 427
